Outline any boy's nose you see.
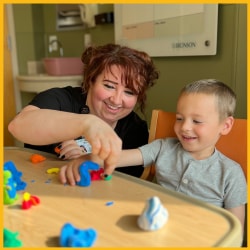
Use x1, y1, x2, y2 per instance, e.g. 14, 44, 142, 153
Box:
181, 120, 192, 131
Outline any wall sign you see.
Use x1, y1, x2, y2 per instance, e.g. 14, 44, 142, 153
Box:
115, 4, 218, 57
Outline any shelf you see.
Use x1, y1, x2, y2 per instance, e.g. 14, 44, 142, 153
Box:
17, 74, 82, 93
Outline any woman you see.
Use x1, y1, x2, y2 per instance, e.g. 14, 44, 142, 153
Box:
8, 43, 159, 177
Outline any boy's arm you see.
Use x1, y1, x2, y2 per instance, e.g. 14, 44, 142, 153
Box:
59, 149, 143, 185
104, 148, 144, 175
226, 205, 245, 237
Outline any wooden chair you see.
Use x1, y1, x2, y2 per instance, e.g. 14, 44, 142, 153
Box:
140, 109, 247, 246
140, 109, 247, 181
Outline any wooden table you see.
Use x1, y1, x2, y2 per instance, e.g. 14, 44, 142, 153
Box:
4, 147, 242, 247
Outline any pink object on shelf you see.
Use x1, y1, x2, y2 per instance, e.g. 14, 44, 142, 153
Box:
43, 57, 83, 76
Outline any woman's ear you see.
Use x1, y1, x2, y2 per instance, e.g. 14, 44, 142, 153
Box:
220, 116, 234, 135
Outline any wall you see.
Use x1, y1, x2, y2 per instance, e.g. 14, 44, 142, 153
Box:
13, 4, 114, 69
13, 4, 247, 124
42, 4, 114, 58
13, 4, 114, 108
144, 4, 246, 122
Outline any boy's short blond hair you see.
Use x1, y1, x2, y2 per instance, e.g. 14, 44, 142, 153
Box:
179, 79, 236, 121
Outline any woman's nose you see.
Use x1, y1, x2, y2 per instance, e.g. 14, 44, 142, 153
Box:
109, 92, 123, 104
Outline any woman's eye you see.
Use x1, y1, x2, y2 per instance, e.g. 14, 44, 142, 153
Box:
104, 84, 115, 89
124, 90, 135, 96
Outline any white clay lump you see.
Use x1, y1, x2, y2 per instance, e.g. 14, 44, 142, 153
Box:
137, 196, 169, 231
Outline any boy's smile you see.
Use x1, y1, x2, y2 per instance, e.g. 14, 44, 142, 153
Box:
174, 93, 225, 160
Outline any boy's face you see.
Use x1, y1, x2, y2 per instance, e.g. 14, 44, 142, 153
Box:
174, 93, 227, 160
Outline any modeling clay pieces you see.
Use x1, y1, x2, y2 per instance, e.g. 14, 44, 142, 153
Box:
105, 201, 114, 206
4, 161, 27, 191
90, 168, 104, 180
46, 167, 60, 174
60, 223, 97, 247
54, 146, 61, 154
30, 154, 46, 163
102, 174, 112, 181
4, 228, 22, 247
22, 192, 40, 210
90, 168, 112, 181
137, 196, 169, 231
77, 161, 100, 187
4, 170, 18, 205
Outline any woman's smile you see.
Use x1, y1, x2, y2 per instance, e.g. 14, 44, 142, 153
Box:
103, 101, 123, 114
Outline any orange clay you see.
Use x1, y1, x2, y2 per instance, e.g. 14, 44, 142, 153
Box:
30, 154, 46, 163
54, 147, 61, 154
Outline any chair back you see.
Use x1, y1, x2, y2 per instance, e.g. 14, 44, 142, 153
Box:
140, 109, 247, 181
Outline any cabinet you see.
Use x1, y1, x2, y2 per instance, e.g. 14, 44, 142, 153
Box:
17, 74, 82, 93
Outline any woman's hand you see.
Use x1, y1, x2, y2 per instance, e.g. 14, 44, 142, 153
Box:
57, 140, 87, 160
83, 115, 122, 171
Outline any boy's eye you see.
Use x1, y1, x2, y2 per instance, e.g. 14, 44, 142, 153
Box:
176, 117, 183, 121
193, 120, 202, 124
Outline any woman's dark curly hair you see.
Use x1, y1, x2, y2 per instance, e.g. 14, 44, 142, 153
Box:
81, 43, 159, 113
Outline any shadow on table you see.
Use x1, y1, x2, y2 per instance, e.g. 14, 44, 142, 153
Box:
46, 236, 60, 247
116, 214, 142, 233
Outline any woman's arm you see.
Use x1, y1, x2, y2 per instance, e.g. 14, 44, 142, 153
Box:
8, 105, 122, 169
9, 105, 116, 144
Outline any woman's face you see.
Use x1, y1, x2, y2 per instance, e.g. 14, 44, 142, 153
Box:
86, 65, 138, 128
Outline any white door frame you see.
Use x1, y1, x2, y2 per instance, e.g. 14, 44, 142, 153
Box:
5, 4, 22, 112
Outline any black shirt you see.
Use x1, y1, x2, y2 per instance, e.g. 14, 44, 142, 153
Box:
26, 86, 149, 177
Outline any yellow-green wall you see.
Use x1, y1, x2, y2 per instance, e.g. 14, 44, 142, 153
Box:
13, 4, 247, 124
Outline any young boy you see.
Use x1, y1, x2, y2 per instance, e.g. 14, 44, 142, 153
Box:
59, 79, 247, 234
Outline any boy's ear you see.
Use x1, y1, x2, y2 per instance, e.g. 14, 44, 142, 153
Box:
220, 116, 234, 135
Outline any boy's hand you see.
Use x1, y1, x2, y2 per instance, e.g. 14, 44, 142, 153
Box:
59, 157, 85, 185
